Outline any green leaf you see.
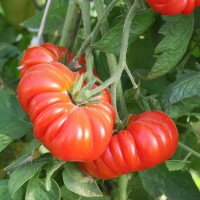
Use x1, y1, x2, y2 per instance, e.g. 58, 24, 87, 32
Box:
92, 9, 155, 54
0, 134, 13, 152
140, 165, 200, 200
0, 43, 19, 58
8, 155, 51, 197
26, 177, 61, 200
62, 163, 102, 197
0, 90, 32, 139
147, 14, 194, 79
0, 180, 12, 200
45, 161, 64, 191
0, 179, 24, 200
164, 97, 200, 118
165, 160, 188, 171
21, 0, 68, 34
5, 139, 41, 172
0, 58, 8, 71
162, 71, 200, 107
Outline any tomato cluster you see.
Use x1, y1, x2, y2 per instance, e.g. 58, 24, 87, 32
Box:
146, 0, 200, 15
17, 43, 178, 179
18, 43, 116, 162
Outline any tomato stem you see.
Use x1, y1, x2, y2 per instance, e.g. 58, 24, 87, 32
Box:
94, 0, 127, 120
89, 0, 140, 98
77, 0, 93, 82
36, 0, 51, 45
59, 0, 81, 51
178, 142, 200, 159
72, 0, 119, 64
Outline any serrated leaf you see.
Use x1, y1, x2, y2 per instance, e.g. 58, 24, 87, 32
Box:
162, 71, 200, 107
45, 161, 64, 191
0, 134, 13, 152
62, 163, 102, 197
164, 97, 200, 118
147, 14, 194, 79
0, 90, 32, 138
140, 165, 200, 200
26, 177, 61, 200
92, 9, 155, 54
8, 155, 51, 197
21, 0, 68, 34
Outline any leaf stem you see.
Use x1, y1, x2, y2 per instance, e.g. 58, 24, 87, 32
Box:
36, 0, 51, 45
77, 0, 93, 81
89, 0, 140, 96
125, 64, 138, 89
72, 0, 119, 63
94, 0, 127, 118
178, 142, 200, 159
59, 0, 81, 50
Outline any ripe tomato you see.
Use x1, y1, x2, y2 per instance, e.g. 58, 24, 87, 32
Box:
146, 0, 199, 15
17, 62, 116, 162
78, 111, 178, 179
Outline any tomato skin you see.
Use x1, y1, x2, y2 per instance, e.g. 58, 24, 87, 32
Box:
41, 43, 62, 60
146, 0, 199, 15
196, 0, 200, 6
78, 111, 178, 179
17, 62, 116, 162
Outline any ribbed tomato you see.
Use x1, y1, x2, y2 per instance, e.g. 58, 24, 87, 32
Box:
78, 111, 178, 179
17, 61, 116, 162
146, 0, 199, 15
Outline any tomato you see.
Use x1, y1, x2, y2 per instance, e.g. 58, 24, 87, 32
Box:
19, 43, 86, 77
146, 0, 199, 15
196, 0, 200, 6
78, 111, 178, 179
17, 61, 116, 162
19, 45, 58, 78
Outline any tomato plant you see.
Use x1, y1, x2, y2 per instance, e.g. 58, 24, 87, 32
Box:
0, 0, 200, 200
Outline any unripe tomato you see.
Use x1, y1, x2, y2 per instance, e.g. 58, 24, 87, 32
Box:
0, 0, 35, 27
78, 111, 178, 179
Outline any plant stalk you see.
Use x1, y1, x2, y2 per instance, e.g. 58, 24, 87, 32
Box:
94, 0, 128, 118
36, 0, 51, 45
89, 0, 140, 96
59, 0, 81, 50
72, 0, 119, 63
178, 142, 200, 159
118, 174, 129, 200
77, 0, 93, 81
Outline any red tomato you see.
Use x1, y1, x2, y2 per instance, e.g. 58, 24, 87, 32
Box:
146, 0, 199, 15
19, 43, 64, 78
17, 62, 116, 162
41, 43, 62, 60
196, 0, 200, 6
78, 111, 178, 179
